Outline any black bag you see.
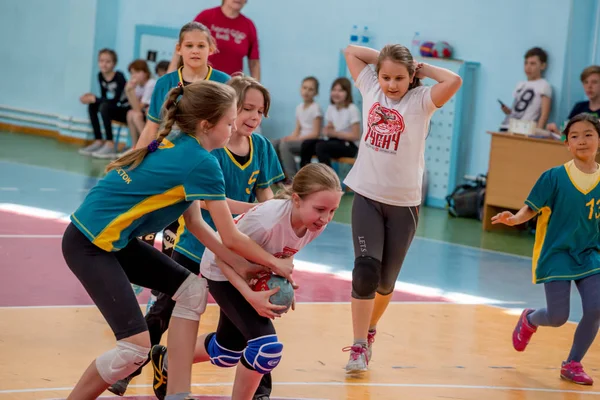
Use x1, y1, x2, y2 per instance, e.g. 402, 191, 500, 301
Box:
446, 175, 486, 220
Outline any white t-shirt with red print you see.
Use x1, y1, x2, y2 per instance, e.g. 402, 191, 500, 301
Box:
344, 65, 438, 207
200, 199, 323, 282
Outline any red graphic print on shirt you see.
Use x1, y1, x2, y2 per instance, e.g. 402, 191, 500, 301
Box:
365, 103, 405, 153
274, 246, 298, 259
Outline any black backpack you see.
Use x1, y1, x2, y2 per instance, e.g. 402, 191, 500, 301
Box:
445, 175, 486, 221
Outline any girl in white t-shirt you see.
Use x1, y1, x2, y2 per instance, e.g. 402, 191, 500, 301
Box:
300, 77, 361, 167
150, 163, 343, 399
125, 59, 157, 147
273, 76, 323, 179
342, 44, 463, 373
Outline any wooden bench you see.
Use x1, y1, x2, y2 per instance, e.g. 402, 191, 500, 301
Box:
333, 157, 355, 166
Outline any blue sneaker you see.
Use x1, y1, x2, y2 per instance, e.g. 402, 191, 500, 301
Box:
146, 294, 157, 315
131, 284, 144, 296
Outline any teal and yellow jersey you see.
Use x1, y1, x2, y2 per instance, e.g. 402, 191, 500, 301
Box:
147, 66, 230, 123
71, 133, 226, 252
527, 161, 600, 284
174, 133, 284, 262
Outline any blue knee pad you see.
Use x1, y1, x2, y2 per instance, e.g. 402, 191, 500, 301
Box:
243, 334, 283, 374
206, 333, 243, 368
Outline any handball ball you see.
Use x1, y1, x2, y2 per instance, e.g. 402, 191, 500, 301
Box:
432, 41, 453, 58
419, 41, 435, 57
253, 274, 294, 314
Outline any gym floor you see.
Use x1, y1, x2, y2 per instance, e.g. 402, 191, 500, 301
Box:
1, 131, 598, 400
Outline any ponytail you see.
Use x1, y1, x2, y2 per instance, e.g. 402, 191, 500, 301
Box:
106, 85, 183, 173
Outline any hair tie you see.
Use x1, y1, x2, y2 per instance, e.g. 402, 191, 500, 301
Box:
147, 140, 159, 153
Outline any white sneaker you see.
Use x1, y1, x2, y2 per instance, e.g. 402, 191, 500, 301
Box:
343, 344, 369, 372
79, 142, 103, 155
92, 144, 117, 159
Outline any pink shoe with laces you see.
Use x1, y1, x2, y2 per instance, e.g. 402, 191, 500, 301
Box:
561, 361, 593, 385
343, 344, 369, 372
513, 308, 537, 352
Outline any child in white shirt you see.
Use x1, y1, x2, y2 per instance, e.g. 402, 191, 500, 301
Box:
500, 47, 552, 130
300, 77, 361, 167
342, 43, 462, 373
273, 76, 323, 178
125, 59, 156, 147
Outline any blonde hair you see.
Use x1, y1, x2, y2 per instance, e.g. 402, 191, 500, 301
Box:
376, 44, 421, 90
106, 80, 236, 172
581, 65, 600, 82
227, 74, 271, 117
177, 21, 218, 69
275, 163, 342, 200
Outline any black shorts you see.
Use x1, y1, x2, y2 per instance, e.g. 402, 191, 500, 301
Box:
145, 251, 199, 346
207, 279, 276, 353
61, 223, 190, 340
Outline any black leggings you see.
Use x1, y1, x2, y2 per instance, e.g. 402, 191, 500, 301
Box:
141, 219, 181, 298
142, 251, 275, 396
300, 138, 358, 167
139, 227, 271, 352
351, 192, 419, 299
145, 251, 199, 346
140, 219, 180, 258
208, 278, 275, 397
88, 101, 129, 141
61, 223, 190, 340
123, 251, 199, 380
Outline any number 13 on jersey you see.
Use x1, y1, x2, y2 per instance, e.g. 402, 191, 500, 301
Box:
586, 198, 600, 220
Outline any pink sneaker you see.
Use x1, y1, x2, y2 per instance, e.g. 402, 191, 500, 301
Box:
513, 308, 537, 352
561, 361, 593, 385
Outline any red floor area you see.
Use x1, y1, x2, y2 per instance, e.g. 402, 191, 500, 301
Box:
0, 208, 67, 235
0, 211, 448, 307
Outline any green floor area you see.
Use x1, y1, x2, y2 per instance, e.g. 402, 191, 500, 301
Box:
0, 131, 535, 257
0, 132, 109, 178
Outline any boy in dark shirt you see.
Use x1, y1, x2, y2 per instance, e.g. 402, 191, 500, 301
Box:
79, 48, 129, 158
548, 66, 600, 133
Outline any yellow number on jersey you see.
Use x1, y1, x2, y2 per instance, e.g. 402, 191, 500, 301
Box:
246, 170, 260, 195
586, 198, 600, 219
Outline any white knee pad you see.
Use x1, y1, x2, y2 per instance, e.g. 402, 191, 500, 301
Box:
172, 274, 208, 321
95, 341, 150, 384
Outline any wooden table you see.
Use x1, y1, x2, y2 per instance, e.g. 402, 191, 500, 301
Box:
482, 132, 599, 231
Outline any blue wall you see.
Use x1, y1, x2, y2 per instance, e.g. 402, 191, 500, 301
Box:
90, 0, 120, 95
0, 0, 98, 120
593, 2, 600, 66
559, 0, 599, 124
1, 0, 598, 175
109, 0, 576, 175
